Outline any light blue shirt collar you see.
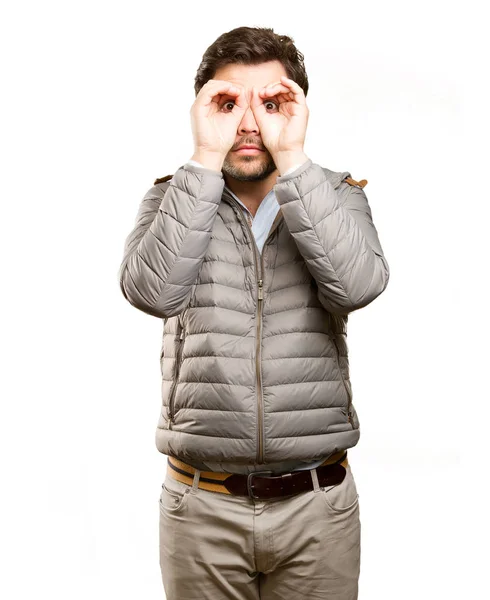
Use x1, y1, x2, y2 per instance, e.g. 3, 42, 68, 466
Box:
224, 184, 280, 255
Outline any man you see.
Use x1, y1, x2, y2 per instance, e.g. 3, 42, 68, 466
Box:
118, 26, 389, 600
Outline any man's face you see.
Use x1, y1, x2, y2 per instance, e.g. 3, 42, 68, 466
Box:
213, 60, 288, 182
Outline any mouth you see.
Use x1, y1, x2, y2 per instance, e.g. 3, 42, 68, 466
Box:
234, 147, 264, 155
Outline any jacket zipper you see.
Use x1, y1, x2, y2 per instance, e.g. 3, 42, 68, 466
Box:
223, 194, 283, 463
256, 210, 283, 462
256, 278, 264, 461
330, 334, 354, 428
167, 320, 185, 428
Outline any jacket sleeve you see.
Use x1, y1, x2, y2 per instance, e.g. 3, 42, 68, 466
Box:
118, 162, 224, 318
274, 158, 390, 315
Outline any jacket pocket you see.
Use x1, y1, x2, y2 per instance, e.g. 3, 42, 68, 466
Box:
329, 333, 354, 429
167, 316, 187, 426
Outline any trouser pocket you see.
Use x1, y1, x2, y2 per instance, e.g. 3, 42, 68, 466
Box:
159, 474, 191, 513
320, 464, 359, 513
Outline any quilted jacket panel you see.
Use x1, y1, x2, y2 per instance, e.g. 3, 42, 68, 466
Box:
119, 159, 389, 465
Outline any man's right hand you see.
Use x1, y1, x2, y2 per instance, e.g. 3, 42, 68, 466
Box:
189, 80, 247, 171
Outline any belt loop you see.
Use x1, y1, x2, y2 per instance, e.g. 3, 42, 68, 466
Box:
310, 467, 321, 493
191, 469, 201, 494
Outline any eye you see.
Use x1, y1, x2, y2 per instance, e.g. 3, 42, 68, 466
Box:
220, 100, 278, 112
264, 100, 278, 111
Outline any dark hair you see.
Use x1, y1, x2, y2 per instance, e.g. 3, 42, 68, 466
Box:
194, 26, 309, 98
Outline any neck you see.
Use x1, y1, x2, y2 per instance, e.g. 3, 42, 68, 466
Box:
223, 169, 279, 217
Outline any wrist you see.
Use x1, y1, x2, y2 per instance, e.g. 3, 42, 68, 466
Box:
274, 150, 309, 176
190, 151, 224, 172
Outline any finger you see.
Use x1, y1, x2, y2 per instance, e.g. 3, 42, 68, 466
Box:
259, 83, 291, 97
219, 83, 248, 111
279, 75, 306, 104
264, 80, 283, 89
259, 80, 286, 92
259, 83, 296, 103
259, 85, 295, 105
203, 79, 240, 91
215, 88, 248, 114
250, 86, 267, 114
201, 80, 243, 102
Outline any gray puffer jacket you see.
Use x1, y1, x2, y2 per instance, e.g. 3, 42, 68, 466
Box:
118, 158, 389, 466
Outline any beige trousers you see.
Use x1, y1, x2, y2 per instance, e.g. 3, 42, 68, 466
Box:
159, 463, 361, 599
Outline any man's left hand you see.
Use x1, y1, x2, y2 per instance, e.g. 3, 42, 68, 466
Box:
250, 75, 309, 173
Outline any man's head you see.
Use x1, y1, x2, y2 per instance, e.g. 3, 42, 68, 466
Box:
194, 27, 309, 182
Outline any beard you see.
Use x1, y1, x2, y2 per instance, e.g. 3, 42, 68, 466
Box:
222, 150, 278, 182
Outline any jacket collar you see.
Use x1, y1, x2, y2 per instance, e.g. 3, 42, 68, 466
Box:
221, 164, 351, 207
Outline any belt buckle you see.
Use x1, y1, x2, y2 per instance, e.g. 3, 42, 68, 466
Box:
247, 470, 274, 499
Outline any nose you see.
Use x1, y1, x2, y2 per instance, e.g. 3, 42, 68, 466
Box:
238, 105, 259, 135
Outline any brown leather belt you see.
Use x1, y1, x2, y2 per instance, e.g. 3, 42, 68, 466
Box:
167, 450, 348, 500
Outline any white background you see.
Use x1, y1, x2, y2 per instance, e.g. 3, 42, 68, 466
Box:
1, 0, 487, 598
